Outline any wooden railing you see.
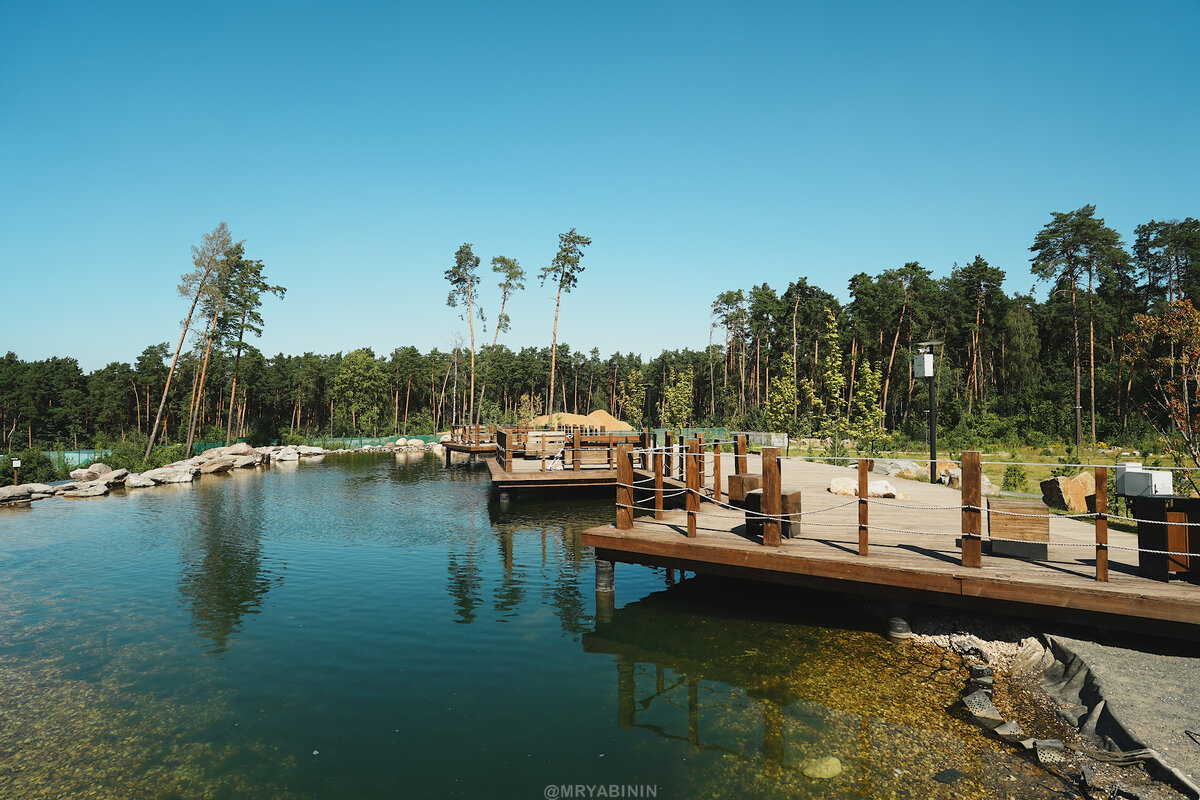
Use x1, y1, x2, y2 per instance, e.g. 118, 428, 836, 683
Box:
616, 445, 1125, 584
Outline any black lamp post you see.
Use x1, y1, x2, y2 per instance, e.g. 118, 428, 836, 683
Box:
915, 340, 943, 484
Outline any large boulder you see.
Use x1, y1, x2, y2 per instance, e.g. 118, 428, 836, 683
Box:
61, 483, 109, 498
828, 477, 908, 499
275, 447, 300, 462
125, 473, 157, 488
829, 476, 857, 496
0, 485, 32, 503
96, 468, 130, 486
868, 479, 907, 499
200, 457, 236, 474
1040, 472, 1096, 513
141, 467, 196, 484
232, 455, 257, 469
297, 445, 325, 456
226, 442, 256, 456
873, 459, 925, 479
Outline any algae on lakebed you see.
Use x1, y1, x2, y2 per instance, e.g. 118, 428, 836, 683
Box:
584, 576, 1077, 799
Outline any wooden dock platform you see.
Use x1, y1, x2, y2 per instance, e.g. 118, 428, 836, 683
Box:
484, 456, 620, 491
585, 450, 1200, 637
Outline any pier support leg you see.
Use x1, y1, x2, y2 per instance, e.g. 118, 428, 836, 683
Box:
595, 558, 615, 592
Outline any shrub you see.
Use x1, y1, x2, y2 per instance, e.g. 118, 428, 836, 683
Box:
1002, 464, 1028, 492
1, 449, 59, 486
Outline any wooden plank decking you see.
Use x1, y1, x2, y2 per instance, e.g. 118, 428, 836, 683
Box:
585, 454, 1200, 636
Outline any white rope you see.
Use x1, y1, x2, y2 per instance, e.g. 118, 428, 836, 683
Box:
867, 499, 963, 512
1107, 512, 1200, 527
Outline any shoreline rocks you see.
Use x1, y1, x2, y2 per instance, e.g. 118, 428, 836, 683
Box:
2, 438, 440, 505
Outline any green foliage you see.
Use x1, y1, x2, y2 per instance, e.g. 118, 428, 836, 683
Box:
764, 353, 798, 435
1, 449, 58, 486
333, 348, 388, 435
661, 365, 694, 430
616, 367, 646, 427
1002, 464, 1028, 492
850, 359, 885, 456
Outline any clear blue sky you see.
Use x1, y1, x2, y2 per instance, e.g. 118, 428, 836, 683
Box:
3, 1, 1197, 372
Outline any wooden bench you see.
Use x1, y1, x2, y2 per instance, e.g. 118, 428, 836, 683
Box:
987, 498, 1049, 560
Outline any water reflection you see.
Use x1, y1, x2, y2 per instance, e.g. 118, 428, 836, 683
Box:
178, 478, 275, 653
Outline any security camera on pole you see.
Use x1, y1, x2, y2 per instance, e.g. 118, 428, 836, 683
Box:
914, 341, 943, 484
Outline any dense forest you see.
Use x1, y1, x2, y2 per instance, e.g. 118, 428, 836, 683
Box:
3, 208, 1199, 464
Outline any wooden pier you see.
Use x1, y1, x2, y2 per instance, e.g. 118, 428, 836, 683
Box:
442, 424, 500, 462
585, 440, 1200, 638
483, 426, 648, 493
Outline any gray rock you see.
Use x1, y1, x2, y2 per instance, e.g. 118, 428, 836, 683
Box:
141, 467, 196, 484
54, 482, 83, 495
30, 492, 53, 500
70, 467, 99, 482
0, 485, 32, 502
232, 455, 257, 468
275, 448, 300, 462
61, 483, 110, 498
872, 458, 925, 479
199, 457, 235, 474
125, 473, 156, 488
97, 468, 130, 486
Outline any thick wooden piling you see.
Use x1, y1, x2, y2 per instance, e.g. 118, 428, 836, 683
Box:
858, 457, 869, 556
1095, 465, 1108, 582
961, 451, 982, 568
762, 447, 781, 547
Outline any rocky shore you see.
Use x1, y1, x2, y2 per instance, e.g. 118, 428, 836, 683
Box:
0, 438, 443, 504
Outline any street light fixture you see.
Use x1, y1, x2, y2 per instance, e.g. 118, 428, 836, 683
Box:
915, 340, 943, 484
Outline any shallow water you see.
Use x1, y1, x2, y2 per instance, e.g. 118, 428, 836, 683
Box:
0, 453, 1068, 798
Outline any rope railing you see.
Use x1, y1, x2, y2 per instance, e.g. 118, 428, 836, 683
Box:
611, 440, 1200, 581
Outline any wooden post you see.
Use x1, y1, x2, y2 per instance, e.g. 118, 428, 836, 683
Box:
573, 429, 581, 471
858, 457, 869, 556
961, 451, 982, 568
642, 428, 650, 469
712, 441, 722, 503
607, 433, 614, 469
762, 447, 781, 546
665, 430, 675, 479
654, 450, 664, 519
617, 444, 634, 530
686, 439, 699, 537
735, 434, 748, 475
696, 431, 706, 493
1095, 465, 1108, 582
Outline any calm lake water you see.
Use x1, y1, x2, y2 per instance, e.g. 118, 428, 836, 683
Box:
0, 453, 1068, 799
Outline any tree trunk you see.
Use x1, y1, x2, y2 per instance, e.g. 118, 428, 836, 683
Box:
145, 267, 215, 460
403, 374, 411, 435
224, 309, 249, 445
186, 313, 219, 455
548, 283, 563, 415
